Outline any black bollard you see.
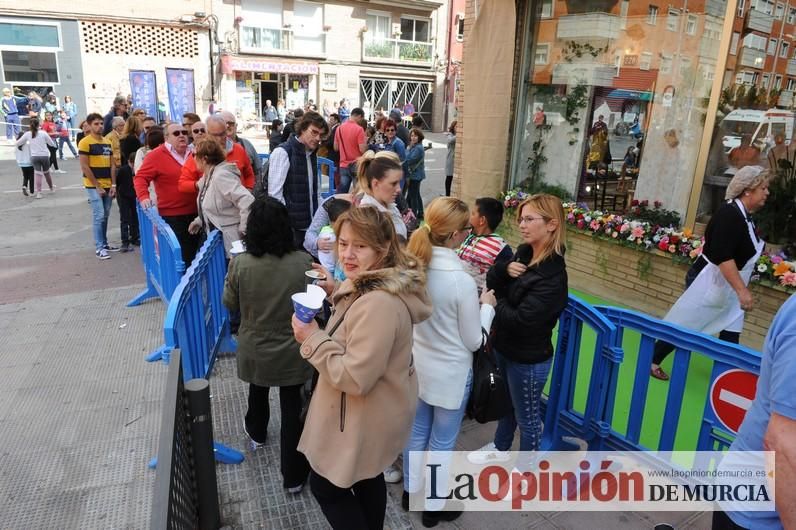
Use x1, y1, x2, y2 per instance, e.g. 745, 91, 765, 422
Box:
186, 378, 221, 530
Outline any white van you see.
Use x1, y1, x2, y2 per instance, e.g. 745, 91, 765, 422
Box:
720, 108, 794, 153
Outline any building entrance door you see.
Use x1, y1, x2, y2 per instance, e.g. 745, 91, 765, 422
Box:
258, 81, 279, 121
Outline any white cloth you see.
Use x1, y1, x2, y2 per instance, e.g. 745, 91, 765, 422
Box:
664, 199, 765, 335
317, 226, 337, 275
412, 247, 495, 409
133, 147, 149, 172
16, 131, 55, 157
164, 143, 189, 166
15, 141, 31, 166
359, 193, 407, 240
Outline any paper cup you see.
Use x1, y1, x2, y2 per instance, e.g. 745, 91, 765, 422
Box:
305, 270, 327, 285
230, 240, 246, 257
292, 292, 322, 324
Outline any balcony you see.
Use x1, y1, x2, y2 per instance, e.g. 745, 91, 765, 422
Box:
738, 46, 766, 69
787, 59, 796, 76
706, 0, 727, 17
552, 62, 616, 87
239, 26, 326, 58
361, 37, 434, 67
745, 8, 774, 34
778, 89, 793, 107
556, 13, 620, 40
699, 37, 720, 59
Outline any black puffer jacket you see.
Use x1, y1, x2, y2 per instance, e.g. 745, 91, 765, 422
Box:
486, 244, 568, 364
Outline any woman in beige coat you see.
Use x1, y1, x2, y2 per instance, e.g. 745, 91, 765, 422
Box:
188, 139, 254, 256
292, 206, 432, 530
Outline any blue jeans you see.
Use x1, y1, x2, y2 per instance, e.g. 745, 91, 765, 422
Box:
338, 165, 353, 193
86, 188, 113, 251
403, 370, 472, 511
58, 136, 77, 158
494, 350, 552, 455
5, 113, 20, 140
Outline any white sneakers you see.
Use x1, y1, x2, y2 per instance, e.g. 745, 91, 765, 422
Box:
466, 442, 511, 465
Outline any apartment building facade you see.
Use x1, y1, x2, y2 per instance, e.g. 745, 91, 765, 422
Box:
213, 0, 450, 130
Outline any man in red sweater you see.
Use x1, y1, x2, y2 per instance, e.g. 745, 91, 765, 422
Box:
134, 122, 200, 265
178, 115, 255, 194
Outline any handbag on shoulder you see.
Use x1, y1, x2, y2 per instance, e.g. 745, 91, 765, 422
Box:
467, 328, 512, 424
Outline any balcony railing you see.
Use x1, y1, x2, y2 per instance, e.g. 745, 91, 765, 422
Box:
787, 59, 796, 76
706, 0, 726, 17
362, 37, 433, 66
738, 46, 766, 69
556, 13, 620, 40
778, 89, 793, 107
239, 26, 326, 57
745, 8, 774, 33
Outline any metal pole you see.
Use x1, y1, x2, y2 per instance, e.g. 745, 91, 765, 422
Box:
185, 378, 221, 530
209, 26, 216, 102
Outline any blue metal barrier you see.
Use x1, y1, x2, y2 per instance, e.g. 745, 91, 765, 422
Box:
127, 203, 185, 307
148, 230, 242, 466
541, 295, 623, 451
258, 152, 337, 198
594, 306, 761, 452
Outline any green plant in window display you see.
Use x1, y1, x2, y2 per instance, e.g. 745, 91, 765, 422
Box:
756, 155, 796, 244
562, 41, 609, 63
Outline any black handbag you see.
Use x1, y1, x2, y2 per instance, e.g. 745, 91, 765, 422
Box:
467, 329, 512, 424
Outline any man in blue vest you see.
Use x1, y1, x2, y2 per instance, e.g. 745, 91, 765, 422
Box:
268, 111, 328, 249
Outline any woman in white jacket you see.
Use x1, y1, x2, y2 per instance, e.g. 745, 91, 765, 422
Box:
403, 197, 496, 526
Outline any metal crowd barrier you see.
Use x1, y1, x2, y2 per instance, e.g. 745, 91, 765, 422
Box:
541, 297, 762, 454
151, 348, 221, 530
148, 230, 242, 465
257, 153, 337, 198
127, 203, 185, 307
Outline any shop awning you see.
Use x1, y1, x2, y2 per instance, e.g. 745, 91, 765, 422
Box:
606, 88, 653, 101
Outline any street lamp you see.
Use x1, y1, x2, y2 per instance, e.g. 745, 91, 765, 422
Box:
192, 12, 220, 103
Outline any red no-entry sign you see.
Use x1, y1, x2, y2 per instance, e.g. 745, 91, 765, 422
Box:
710, 369, 759, 434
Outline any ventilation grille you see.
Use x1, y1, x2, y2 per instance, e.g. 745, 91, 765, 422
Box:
80, 22, 199, 57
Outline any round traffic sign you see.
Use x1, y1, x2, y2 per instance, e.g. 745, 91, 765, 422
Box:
710, 369, 759, 434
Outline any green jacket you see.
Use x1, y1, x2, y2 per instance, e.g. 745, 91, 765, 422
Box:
223, 251, 314, 387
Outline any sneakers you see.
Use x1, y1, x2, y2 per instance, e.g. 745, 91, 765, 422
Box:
120, 243, 132, 253
103, 245, 121, 253
287, 484, 303, 494
96, 248, 111, 260
35, 192, 43, 199
56, 169, 67, 174
242, 420, 265, 450
49, 185, 56, 192
384, 464, 403, 484
22, 187, 29, 196
466, 442, 511, 465
422, 507, 463, 528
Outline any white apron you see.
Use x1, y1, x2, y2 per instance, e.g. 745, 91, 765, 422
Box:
663, 199, 764, 335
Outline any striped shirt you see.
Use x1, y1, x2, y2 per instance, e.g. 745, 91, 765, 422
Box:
457, 233, 511, 293
78, 135, 113, 188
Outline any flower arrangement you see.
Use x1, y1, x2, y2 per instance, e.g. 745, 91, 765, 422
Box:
754, 252, 796, 288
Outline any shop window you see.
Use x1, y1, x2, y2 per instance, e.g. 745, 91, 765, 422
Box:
648, 6, 658, 25
667, 9, 680, 32
1, 50, 58, 83
322, 73, 337, 91
730, 32, 740, 55
781, 41, 790, 58
534, 43, 550, 66
400, 17, 430, 43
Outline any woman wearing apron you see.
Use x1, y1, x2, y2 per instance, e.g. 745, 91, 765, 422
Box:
650, 165, 770, 381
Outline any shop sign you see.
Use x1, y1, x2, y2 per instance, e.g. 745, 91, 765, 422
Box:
222, 56, 319, 75
623, 55, 638, 66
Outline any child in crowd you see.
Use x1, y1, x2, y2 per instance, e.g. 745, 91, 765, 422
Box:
16, 131, 33, 197
268, 119, 283, 153
56, 110, 78, 160
115, 151, 140, 251
317, 197, 352, 279
456, 197, 514, 294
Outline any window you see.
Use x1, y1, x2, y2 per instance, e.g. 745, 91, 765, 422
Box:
660, 54, 673, 74
753, 0, 775, 15
685, 14, 697, 35
614, 54, 621, 76
775, 74, 783, 88
680, 56, 692, 74
782, 41, 790, 58
541, 0, 553, 18
400, 17, 430, 42
322, 73, 337, 90
789, 7, 796, 23
667, 8, 680, 31
703, 66, 715, 81
738, 0, 746, 16
0, 22, 60, 48
769, 38, 778, 54
762, 73, 771, 88
736, 71, 758, 85
640, 51, 652, 70
730, 32, 740, 55
620, 0, 629, 29
534, 43, 550, 65
787, 78, 796, 90
744, 33, 767, 50
366, 12, 391, 41
1, 50, 58, 83
648, 5, 658, 25
456, 14, 464, 41
776, 3, 785, 18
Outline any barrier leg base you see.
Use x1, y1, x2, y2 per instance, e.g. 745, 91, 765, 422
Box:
214, 442, 244, 464
127, 286, 158, 307
146, 345, 172, 363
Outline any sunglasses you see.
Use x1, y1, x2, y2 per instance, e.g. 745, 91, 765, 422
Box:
192, 128, 206, 134
385, 128, 396, 132
171, 130, 189, 137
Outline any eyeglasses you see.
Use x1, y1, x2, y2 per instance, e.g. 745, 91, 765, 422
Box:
210, 131, 227, 138
143, 126, 152, 131
385, 128, 396, 132
192, 128, 206, 134
519, 216, 547, 224
171, 130, 189, 137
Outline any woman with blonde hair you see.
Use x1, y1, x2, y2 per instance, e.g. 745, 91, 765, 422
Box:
403, 197, 496, 525
292, 205, 431, 529
356, 150, 407, 240
468, 194, 568, 467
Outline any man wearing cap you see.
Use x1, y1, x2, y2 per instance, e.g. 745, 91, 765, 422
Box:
650, 166, 770, 381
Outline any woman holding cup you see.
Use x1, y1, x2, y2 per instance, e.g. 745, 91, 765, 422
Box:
292, 206, 431, 529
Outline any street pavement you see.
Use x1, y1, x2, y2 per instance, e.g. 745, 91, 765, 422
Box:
0, 136, 713, 528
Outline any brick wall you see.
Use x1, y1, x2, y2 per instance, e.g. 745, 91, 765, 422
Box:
501, 223, 789, 351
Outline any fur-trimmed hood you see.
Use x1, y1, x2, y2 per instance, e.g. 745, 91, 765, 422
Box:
334, 266, 432, 324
